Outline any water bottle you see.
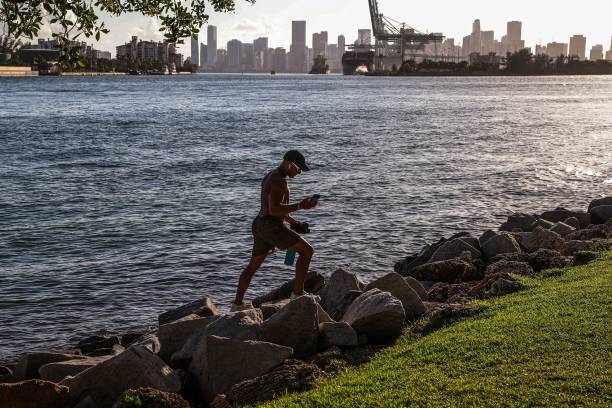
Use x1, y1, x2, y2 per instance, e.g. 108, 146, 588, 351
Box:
284, 250, 296, 266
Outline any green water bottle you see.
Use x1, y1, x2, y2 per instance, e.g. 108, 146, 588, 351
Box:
284, 250, 296, 266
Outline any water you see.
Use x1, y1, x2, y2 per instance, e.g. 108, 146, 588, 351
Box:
0, 74, 611, 362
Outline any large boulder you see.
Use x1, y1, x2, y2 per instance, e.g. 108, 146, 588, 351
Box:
540, 209, 591, 229
318, 322, 358, 348
478, 230, 498, 246
563, 217, 580, 230
560, 240, 600, 256
15, 352, 87, 379
129, 332, 160, 354
0, 380, 70, 408
365, 273, 426, 320
61, 346, 182, 408
319, 268, 363, 320
588, 196, 612, 212
341, 289, 405, 344
77, 335, 120, 355
530, 219, 554, 230
171, 309, 263, 369
259, 296, 319, 358
488, 278, 523, 297
410, 259, 481, 282
590, 205, 612, 224
252, 271, 325, 307
527, 226, 565, 251
566, 228, 609, 241
500, 213, 537, 232
113, 387, 190, 408
394, 238, 447, 275
481, 234, 521, 260
427, 239, 482, 263
39, 356, 110, 383
485, 260, 534, 277
158, 297, 219, 326
260, 299, 290, 320
226, 359, 321, 407
528, 248, 570, 271
550, 221, 575, 237
404, 276, 428, 300
188, 335, 292, 402
159, 314, 219, 363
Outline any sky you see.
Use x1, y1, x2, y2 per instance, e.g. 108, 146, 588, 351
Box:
38, 0, 612, 56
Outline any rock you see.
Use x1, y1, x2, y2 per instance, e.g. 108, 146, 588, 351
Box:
188, 335, 292, 401
485, 260, 534, 277
129, 332, 161, 354
319, 268, 363, 320
39, 356, 111, 383
540, 209, 591, 229
488, 252, 531, 264
15, 352, 87, 379
488, 278, 523, 296
113, 387, 190, 408
87, 344, 125, 357
316, 303, 334, 323
0, 380, 70, 408
590, 205, 612, 224
120, 332, 146, 348
404, 276, 428, 300
171, 309, 263, 369
527, 226, 565, 251
479, 230, 498, 246
563, 217, 581, 230
481, 234, 521, 260
319, 322, 358, 348
588, 196, 612, 212
158, 297, 219, 326
427, 238, 482, 263
252, 271, 325, 307
410, 259, 481, 282
260, 299, 290, 320
308, 346, 348, 371
571, 251, 599, 266
159, 314, 219, 363
77, 335, 120, 356
469, 272, 516, 298
341, 289, 405, 344
210, 394, 231, 408
560, 240, 598, 256
364, 273, 426, 320
528, 248, 570, 271
259, 296, 319, 358
394, 238, 447, 276
550, 221, 575, 237
531, 219, 554, 230
61, 346, 182, 408
446, 283, 472, 303
500, 213, 537, 232
427, 282, 449, 302
566, 228, 609, 241
226, 359, 321, 406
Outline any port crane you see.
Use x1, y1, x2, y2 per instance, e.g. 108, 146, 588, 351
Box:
367, 0, 444, 69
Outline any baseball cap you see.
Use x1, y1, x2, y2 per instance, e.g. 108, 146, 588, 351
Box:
283, 150, 310, 171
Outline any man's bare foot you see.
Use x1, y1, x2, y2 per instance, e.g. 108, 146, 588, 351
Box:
230, 302, 254, 313
290, 291, 321, 302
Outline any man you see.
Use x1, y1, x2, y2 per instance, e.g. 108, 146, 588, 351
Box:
231, 150, 319, 311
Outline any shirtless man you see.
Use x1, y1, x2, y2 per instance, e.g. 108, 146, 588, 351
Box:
231, 150, 318, 311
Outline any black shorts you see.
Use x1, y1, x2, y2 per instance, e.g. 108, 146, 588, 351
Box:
251, 216, 300, 256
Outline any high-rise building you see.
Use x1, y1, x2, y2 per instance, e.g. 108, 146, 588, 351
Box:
199, 43, 207, 68
462, 35, 471, 57
227, 39, 242, 70
207, 25, 217, 68
312, 31, 328, 57
242, 43, 254, 70
590, 44, 604, 61
216, 49, 227, 70
358, 29, 371, 45
569, 35, 587, 60
535, 44, 547, 55
253, 37, 268, 71
607, 36, 612, 61
471, 19, 481, 53
272, 47, 287, 72
190, 35, 199, 66
503, 21, 524, 54
338, 35, 346, 55
546, 42, 569, 58
290, 20, 307, 73
481, 30, 495, 54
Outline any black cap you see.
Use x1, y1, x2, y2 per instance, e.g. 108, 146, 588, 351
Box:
283, 150, 310, 171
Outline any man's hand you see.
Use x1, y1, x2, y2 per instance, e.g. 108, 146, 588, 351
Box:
299, 197, 318, 210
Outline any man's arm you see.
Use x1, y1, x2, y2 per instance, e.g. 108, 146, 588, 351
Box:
267, 179, 315, 217
284, 215, 299, 224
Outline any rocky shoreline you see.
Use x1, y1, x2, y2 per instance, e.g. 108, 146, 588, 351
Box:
1, 196, 611, 408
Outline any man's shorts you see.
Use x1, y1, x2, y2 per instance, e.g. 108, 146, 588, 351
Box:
251, 216, 300, 256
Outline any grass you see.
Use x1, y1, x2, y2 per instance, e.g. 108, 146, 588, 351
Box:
258, 246, 612, 407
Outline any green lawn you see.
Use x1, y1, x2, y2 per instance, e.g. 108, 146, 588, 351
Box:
259, 247, 612, 407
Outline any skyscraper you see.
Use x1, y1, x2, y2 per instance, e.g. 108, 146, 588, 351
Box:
358, 29, 372, 45
590, 44, 603, 61
227, 39, 242, 70
200, 43, 207, 67
190, 35, 199, 66
569, 35, 587, 60
207, 25, 217, 68
546, 42, 569, 57
607, 36, 612, 61
471, 19, 481, 54
481, 30, 495, 54
338, 35, 346, 55
290, 21, 307, 73
273, 47, 287, 72
504, 21, 524, 54
312, 31, 328, 57
253, 37, 268, 71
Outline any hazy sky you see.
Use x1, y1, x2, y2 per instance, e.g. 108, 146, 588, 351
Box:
41, 0, 612, 56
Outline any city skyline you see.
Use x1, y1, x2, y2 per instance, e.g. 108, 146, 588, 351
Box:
32, 0, 611, 57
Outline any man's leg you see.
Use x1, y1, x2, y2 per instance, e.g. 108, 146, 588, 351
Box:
287, 239, 314, 296
234, 253, 267, 305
